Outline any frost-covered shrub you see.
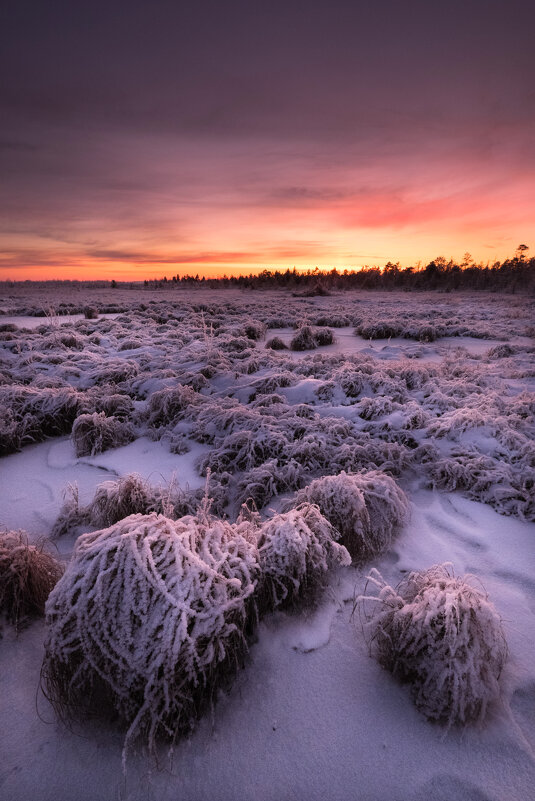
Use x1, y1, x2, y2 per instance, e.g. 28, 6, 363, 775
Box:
243, 321, 267, 341
236, 459, 303, 509
0, 531, 63, 628
359, 565, 507, 726
52, 474, 210, 537
290, 325, 317, 351
0, 385, 82, 452
146, 384, 200, 428
266, 316, 293, 328
334, 367, 367, 398
428, 451, 535, 521
426, 408, 490, 439
313, 314, 351, 327
399, 364, 432, 391
358, 396, 395, 420
118, 339, 143, 351
356, 321, 403, 339
88, 358, 139, 385
314, 380, 336, 402
41, 512, 259, 755
252, 371, 295, 394
250, 392, 287, 409
257, 505, 350, 612
217, 334, 254, 354
265, 336, 288, 350
90, 391, 133, 420
416, 325, 437, 342
72, 412, 135, 457
87, 474, 156, 527
0, 409, 23, 455
290, 471, 409, 562
314, 327, 335, 346
199, 428, 289, 474
41, 332, 84, 351
486, 344, 515, 359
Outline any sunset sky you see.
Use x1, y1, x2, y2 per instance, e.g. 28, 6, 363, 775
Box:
1, 1, 534, 280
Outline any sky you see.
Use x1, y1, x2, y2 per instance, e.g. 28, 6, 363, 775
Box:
1, 0, 534, 280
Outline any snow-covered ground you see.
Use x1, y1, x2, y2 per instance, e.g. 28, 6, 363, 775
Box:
0, 288, 534, 800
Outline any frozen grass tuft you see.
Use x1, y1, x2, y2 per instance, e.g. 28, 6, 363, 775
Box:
290, 471, 409, 562
71, 412, 135, 457
314, 327, 335, 346
51, 473, 223, 537
0, 530, 63, 629
88, 473, 155, 527
290, 325, 317, 351
41, 512, 259, 759
265, 336, 288, 350
256, 504, 350, 612
358, 564, 508, 726
146, 384, 200, 429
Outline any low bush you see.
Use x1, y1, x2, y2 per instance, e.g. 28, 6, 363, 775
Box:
290, 325, 317, 351
243, 321, 267, 341
71, 412, 135, 457
358, 564, 508, 726
41, 512, 259, 758
290, 471, 409, 562
314, 327, 335, 346
146, 384, 200, 428
256, 505, 350, 612
0, 530, 63, 628
265, 336, 288, 350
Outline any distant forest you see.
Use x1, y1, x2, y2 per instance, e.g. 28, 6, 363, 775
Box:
3, 248, 534, 294
140, 247, 535, 294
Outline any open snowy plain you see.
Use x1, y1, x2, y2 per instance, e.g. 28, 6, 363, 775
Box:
0, 286, 534, 801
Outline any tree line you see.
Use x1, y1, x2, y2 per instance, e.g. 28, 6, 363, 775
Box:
141, 247, 534, 294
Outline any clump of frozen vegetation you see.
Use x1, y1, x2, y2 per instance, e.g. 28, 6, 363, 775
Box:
51, 473, 211, 537
146, 384, 201, 429
71, 412, 135, 456
41, 512, 260, 758
42, 500, 353, 755
290, 324, 335, 350
314, 327, 335, 346
290, 471, 409, 562
0, 385, 81, 454
359, 564, 508, 726
0, 530, 63, 629
235, 459, 303, 510
290, 325, 317, 351
257, 505, 351, 612
265, 336, 288, 350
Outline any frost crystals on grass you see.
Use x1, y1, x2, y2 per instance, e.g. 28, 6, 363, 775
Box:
358, 564, 508, 726
290, 470, 409, 562
41, 512, 260, 762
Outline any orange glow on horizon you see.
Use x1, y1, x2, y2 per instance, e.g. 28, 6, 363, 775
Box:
1, 146, 533, 282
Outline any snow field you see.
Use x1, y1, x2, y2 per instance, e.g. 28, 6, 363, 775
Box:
0, 288, 534, 800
